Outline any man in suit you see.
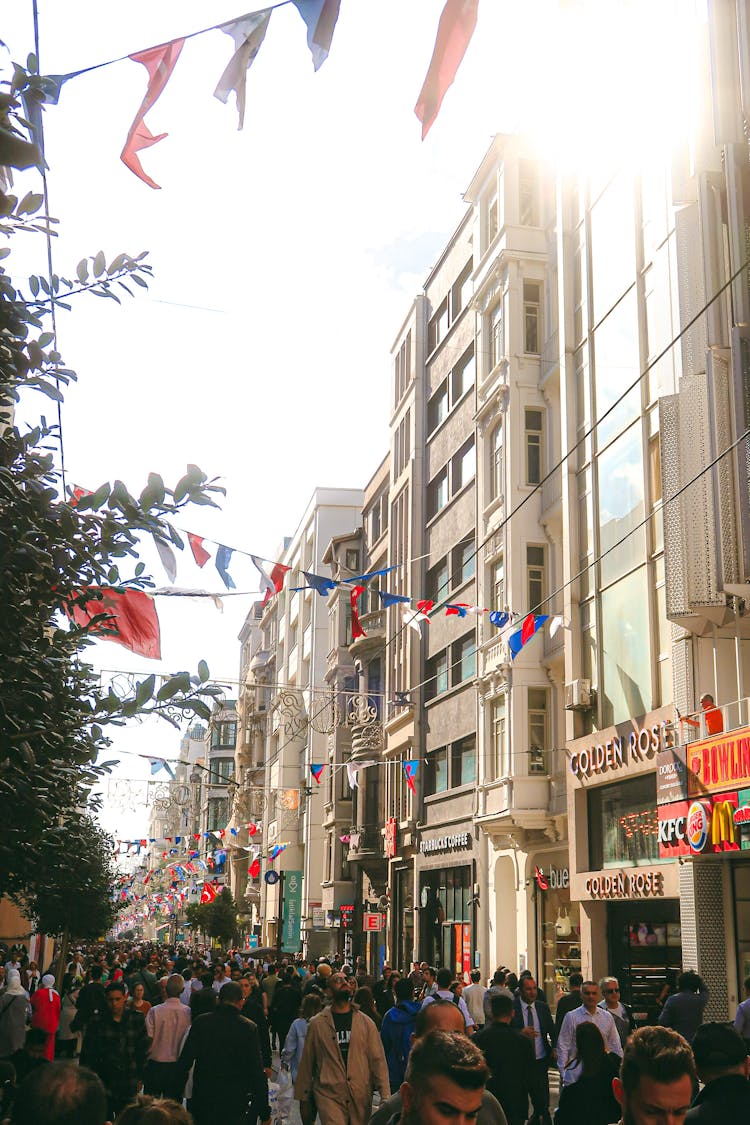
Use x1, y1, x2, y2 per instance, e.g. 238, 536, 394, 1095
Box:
475, 993, 533, 1125
554, 973, 583, 1037
510, 977, 555, 1125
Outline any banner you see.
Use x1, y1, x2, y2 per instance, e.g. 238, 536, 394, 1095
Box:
282, 869, 303, 952
686, 726, 750, 797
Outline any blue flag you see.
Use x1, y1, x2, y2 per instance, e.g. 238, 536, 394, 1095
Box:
379, 591, 411, 608
215, 544, 236, 589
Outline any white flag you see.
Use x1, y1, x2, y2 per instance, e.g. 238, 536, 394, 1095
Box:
214, 12, 272, 129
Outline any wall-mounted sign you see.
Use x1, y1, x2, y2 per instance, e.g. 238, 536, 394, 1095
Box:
311, 906, 326, 929
340, 904, 354, 929
363, 912, 384, 932
385, 818, 397, 859
419, 832, 471, 855
535, 865, 569, 891
569, 711, 674, 780
686, 728, 750, 797
585, 869, 665, 899
282, 870, 302, 952
656, 746, 689, 806
264, 870, 280, 885
658, 793, 746, 858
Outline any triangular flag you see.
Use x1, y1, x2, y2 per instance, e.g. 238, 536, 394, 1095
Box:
64, 587, 161, 659
292, 0, 342, 70
121, 39, 185, 188
299, 572, 337, 596
549, 615, 569, 638
339, 834, 351, 844
247, 823, 258, 837
214, 12, 271, 130
310, 763, 325, 784
445, 603, 470, 617
403, 760, 418, 793
154, 537, 178, 584
249, 858, 261, 878
379, 591, 411, 608
200, 882, 218, 904
415, 0, 479, 140
269, 844, 287, 860
343, 566, 397, 584
215, 544, 236, 590
508, 615, 549, 659
188, 533, 211, 567
402, 600, 433, 635
346, 759, 377, 789
350, 585, 367, 639
230, 828, 238, 836
250, 556, 290, 606
489, 610, 509, 629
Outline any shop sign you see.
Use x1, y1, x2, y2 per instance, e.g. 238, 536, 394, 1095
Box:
657, 794, 743, 858
385, 818, 397, 859
282, 870, 302, 952
585, 870, 665, 899
311, 906, 326, 929
686, 727, 750, 797
570, 716, 673, 779
656, 746, 689, 806
419, 832, 471, 855
534, 864, 569, 890
363, 912, 384, 932
340, 904, 354, 929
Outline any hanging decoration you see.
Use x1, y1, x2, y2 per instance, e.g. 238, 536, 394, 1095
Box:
188, 533, 211, 567
154, 537, 179, 584
414, 0, 479, 140
200, 881, 218, 903
292, 0, 342, 71
121, 39, 185, 188
215, 544, 236, 590
214, 11, 272, 129
350, 584, 367, 639
64, 587, 161, 659
310, 763, 325, 784
402, 760, 418, 792
508, 614, 549, 659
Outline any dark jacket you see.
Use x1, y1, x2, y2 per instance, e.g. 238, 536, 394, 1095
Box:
658, 983, 709, 1043
685, 1073, 750, 1123
242, 993, 272, 1068
380, 1000, 421, 1090
71, 981, 106, 1029
554, 992, 582, 1036
190, 986, 217, 1021
474, 1021, 533, 1122
270, 982, 301, 1032
554, 1054, 621, 1125
373, 978, 395, 1018
598, 1000, 635, 1047
178, 1005, 270, 1125
79, 1009, 148, 1110
510, 996, 556, 1060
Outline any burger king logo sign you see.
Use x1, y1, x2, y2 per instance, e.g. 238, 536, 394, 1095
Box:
686, 801, 709, 853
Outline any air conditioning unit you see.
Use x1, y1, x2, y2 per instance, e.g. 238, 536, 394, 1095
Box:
565, 679, 593, 711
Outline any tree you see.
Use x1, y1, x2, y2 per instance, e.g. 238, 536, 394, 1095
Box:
0, 64, 225, 916
185, 901, 210, 938
204, 888, 238, 946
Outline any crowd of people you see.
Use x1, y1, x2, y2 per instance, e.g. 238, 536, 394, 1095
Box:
0, 940, 748, 1124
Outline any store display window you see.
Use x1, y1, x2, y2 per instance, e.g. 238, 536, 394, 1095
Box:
538, 868, 581, 1002
589, 774, 659, 869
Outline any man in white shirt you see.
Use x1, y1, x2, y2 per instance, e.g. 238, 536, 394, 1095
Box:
421, 967, 476, 1031
463, 970, 488, 1031
557, 979, 622, 1083
144, 974, 192, 1099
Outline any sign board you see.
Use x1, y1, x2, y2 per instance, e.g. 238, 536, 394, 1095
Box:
363, 912, 384, 932
686, 727, 750, 797
340, 904, 354, 929
248, 934, 258, 949
282, 870, 303, 952
385, 818, 397, 859
658, 791, 750, 857
311, 907, 326, 929
656, 746, 689, 805
584, 869, 665, 899
419, 832, 471, 855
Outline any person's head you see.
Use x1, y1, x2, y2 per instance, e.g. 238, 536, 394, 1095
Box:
316, 962, 332, 983
113, 1095, 193, 1124
575, 1021, 607, 1077
239, 976, 252, 1000
395, 978, 414, 1004
132, 983, 145, 1002
614, 1026, 696, 1125
414, 998, 465, 1040
422, 966, 437, 985
106, 981, 126, 1019
24, 1027, 49, 1059
400, 1031, 489, 1125
568, 972, 584, 992
700, 693, 715, 708
519, 977, 538, 1004
165, 974, 184, 1000
505, 972, 519, 993
301, 993, 323, 1021
491, 969, 505, 986
436, 967, 453, 991
354, 986, 376, 1012
328, 972, 352, 1008
676, 970, 701, 993
490, 993, 513, 1023
470, 970, 480, 984
599, 976, 620, 1008
218, 981, 243, 1009
11, 1062, 108, 1125
382, 964, 392, 980
581, 980, 601, 1014
692, 1022, 750, 1085
89, 965, 104, 982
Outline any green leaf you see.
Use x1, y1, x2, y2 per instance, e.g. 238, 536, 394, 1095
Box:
136, 675, 155, 706
29, 275, 39, 297
197, 660, 209, 683
17, 192, 44, 216
76, 259, 88, 284
93, 251, 106, 278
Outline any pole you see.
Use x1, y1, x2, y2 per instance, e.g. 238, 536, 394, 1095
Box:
276, 870, 285, 962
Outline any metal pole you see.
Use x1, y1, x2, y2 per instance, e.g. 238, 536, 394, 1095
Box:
276, 870, 285, 962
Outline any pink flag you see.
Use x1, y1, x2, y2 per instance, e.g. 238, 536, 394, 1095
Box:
121, 39, 185, 188
65, 587, 161, 659
415, 0, 478, 139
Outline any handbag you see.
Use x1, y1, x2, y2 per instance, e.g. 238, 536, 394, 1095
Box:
555, 907, 573, 938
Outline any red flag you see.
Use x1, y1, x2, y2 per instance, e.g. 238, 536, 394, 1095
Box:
193, 833, 200, 841
65, 587, 161, 659
521, 613, 536, 646
351, 585, 367, 639
249, 858, 261, 879
415, 0, 479, 139
200, 882, 218, 904
247, 822, 257, 837
188, 533, 211, 568
121, 39, 185, 189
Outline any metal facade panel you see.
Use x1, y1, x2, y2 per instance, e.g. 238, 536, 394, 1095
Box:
709, 348, 739, 587
660, 395, 689, 616
680, 371, 724, 607
675, 206, 708, 379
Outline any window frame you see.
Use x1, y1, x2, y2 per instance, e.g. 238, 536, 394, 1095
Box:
524, 408, 544, 485
523, 280, 542, 354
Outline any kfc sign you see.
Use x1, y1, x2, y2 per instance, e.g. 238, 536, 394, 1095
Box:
658, 793, 742, 858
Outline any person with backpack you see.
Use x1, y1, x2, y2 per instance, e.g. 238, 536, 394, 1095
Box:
380, 978, 421, 1090
420, 967, 476, 1031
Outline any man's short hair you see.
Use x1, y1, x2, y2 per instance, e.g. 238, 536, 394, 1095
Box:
218, 981, 243, 1005
11, 1062, 107, 1125
492, 969, 505, 985
490, 993, 513, 1019
692, 1023, 748, 1077
424, 965, 436, 978
89, 965, 103, 981
569, 973, 583, 989
620, 1026, 696, 1096
113, 1095, 193, 1124
394, 978, 414, 1003
166, 974, 185, 999
677, 970, 702, 993
405, 1030, 489, 1094
470, 970, 480, 983
105, 979, 125, 995
415, 998, 459, 1037
436, 967, 453, 990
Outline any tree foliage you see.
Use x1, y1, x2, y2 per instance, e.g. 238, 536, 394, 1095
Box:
0, 66, 225, 919
185, 890, 237, 945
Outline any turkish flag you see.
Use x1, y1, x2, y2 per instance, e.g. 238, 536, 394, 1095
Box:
188, 533, 211, 567
200, 882, 218, 904
249, 858, 261, 879
65, 587, 161, 659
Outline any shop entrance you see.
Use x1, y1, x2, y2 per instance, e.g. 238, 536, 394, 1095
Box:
606, 900, 681, 1024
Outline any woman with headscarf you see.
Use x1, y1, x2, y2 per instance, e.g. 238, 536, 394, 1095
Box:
0, 969, 30, 1061
30, 974, 61, 1060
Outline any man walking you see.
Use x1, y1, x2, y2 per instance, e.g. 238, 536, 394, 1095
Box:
658, 970, 710, 1043
687, 1022, 750, 1121
613, 1026, 695, 1124
178, 980, 270, 1125
510, 977, 556, 1125
556, 980, 622, 1081
475, 994, 533, 1125
463, 970, 487, 1033
79, 980, 148, 1118
554, 973, 583, 1037
399, 1031, 489, 1125
373, 965, 395, 1018
294, 970, 389, 1125
144, 973, 191, 1099
421, 967, 476, 1031
598, 975, 635, 1048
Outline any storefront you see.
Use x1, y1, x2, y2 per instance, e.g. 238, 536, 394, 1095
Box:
533, 856, 580, 1003
416, 825, 476, 979
566, 706, 682, 1019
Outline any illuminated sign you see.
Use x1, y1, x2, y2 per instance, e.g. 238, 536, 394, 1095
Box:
734, 806, 750, 826
535, 865, 569, 891
570, 719, 673, 779
687, 727, 750, 796
686, 802, 709, 852
420, 832, 471, 854
656, 747, 689, 806
362, 912, 384, 932
585, 870, 664, 899
658, 793, 742, 858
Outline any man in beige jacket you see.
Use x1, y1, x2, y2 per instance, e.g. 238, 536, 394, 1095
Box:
294, 971, 390, 1125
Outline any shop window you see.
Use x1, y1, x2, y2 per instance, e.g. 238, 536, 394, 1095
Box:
588, 774, 659, 869
539, 866, 581, 1002
528, 689, 548, 775
489, 424, 504, 501
525, 409, 543, 484
527, 545, 546, 612
452, 735, 476, 787
524, 280, 541, 354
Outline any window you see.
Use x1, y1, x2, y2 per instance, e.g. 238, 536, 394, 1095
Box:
455, 634, 476, 683
426, 651, 449, 700
394, 331, 412, 408
589, 775, 659, 869
491, 696, 508, 779
427, 468, 449, 518
528, 688, 548, 774
207, 797, 228, 831
452, 735, 476, 787
490, 424, 503, 501
454, 439, 476, 491
428, 382, 449, 433
428, 299, 449, 353
454, 539, 476, 585
527, 545, 545, 612
427, 557, 450, 602
519, 159, 540, 226
345, 549, 359, 572
490, 303, 503, 370
394, 411, 411, 477
451, 260, 472, 318
492, 556, 504, 609
525, 408, 543, 484
487, 186, 500, 245
211, 721, 237, 749
212, 757, 234, 784
452, 345, 475, 400
524, 280, 541, 354
338, 839, 351, 881
426, 747, 449, 794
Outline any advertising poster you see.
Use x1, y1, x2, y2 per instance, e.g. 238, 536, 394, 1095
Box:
282, 870, 302, 952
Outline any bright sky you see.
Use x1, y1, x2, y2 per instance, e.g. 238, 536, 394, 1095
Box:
3, 0, 698, 844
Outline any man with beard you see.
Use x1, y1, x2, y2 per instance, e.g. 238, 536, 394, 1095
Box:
612, 1025, 695, 1125
294, 971, 389, 1125
398, 1030, 489, 1125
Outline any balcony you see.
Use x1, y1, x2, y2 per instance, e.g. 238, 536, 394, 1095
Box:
348, 610, 386, 659
347, 826, 384, 861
